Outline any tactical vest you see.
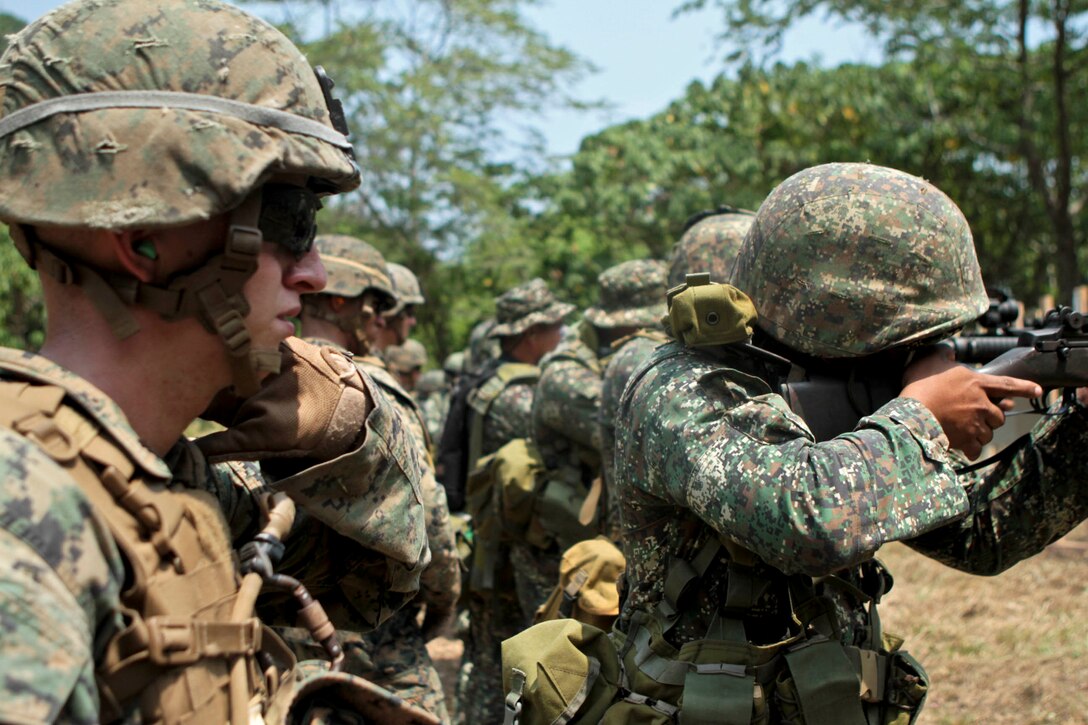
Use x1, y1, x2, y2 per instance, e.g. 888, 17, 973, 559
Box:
466, 361, 540, 472
503, 535, 929, 725
0, 378, 286, 724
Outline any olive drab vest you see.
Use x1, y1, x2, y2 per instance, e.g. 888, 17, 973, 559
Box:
503, 534, 929, 725
466, 361, 540, 472
0, 377, 288, 724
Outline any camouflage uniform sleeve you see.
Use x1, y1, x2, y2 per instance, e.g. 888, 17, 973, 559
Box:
904, 403, 1088, 573
627, 356, 970, 577
483, 382, 535, 454
534, 358, 603, 452
388, 390, 460, 613
418, 471, 461, 614
0, 429, 125, 724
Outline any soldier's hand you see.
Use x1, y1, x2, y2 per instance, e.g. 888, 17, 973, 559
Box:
197, 337, 373, 464
901, 348, 1041, 460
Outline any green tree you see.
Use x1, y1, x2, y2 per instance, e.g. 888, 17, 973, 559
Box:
678, 0, 1088, 304
251, 0, 595, 357
0, 12, 45, 351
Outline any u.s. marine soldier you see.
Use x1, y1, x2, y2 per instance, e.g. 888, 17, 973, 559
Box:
386, 338, 428, 393
599, 210, 754, 540
0, 1, 431, 722
613, 163, 1088, 722
446, 278, 572, 725
378, 262, 425, 351
520, 260, 667, 615
297, 234, 460, 721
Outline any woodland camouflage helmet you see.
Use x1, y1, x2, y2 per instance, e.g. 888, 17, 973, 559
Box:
303, 234, 393, 353
730, 163, 988, 358
315, 234, 396, 309
0, 0, 359, 227
0, 0, 360, 395
385, 262, 425, 317
669, 207, 755, 288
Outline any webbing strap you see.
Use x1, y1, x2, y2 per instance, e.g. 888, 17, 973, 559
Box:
681, 663, 754, 725
554, 655, 601, 725
784, 638, 868, 725
0, 90, 353, 149
630, 624, 688, 687
558, 568, 590, 619
146, 616, 263, 665
660, 537, 722, 629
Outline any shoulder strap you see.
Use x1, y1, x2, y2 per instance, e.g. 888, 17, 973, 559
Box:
466, 362, 539, 473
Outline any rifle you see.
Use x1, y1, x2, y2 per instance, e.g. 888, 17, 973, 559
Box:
778, 306, 1088, 443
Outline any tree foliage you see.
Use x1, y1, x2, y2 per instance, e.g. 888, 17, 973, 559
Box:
676, 0, 1088, 304
255, 0, 596, 357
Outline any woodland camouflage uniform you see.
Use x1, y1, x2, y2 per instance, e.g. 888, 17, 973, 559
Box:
523, 260, 667, 616
457, 278, 572, 725
0, 2, 430, 722
301, 236, 459, 722
615, 164, 1088, 722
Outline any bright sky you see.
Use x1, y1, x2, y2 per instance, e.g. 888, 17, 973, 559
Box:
0, 0, 882, 156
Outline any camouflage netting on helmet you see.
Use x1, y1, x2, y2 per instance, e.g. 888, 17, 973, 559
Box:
0, 0, 359, 229
669, 210, 754, 288
730, 162, 988, 358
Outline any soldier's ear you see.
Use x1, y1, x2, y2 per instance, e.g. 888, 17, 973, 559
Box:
109, 230, 157, 283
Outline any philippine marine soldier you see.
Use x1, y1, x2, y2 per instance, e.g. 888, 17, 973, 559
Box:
521, 260, 667, 615
446, 278, 572, 724
297, 234, 460, 721
0, 1, 432, 722
599, 210, 753, 539
613, 163, 1088, 722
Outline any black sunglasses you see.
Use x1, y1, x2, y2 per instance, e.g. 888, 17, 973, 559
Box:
259, 183, 323, 259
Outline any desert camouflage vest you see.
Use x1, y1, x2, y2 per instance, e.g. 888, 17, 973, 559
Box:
0, 378, 287, 724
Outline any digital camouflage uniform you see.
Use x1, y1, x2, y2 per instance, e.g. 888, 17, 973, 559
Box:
524, 260, 667, 614
416, 369, 451, 444
300, 236, 459, 722
354, 354, 459, 724
0, 1, 431, 722
597, 331, 666, 539
615, 164, 1088, 722
0, 344, 428, 723
458, 279, 572, 725
598, 209, 751, 538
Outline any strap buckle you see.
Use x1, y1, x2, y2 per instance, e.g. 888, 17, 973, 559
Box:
147, 616, 262, 665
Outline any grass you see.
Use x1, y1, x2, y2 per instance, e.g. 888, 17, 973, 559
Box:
876, 523, 1088, 724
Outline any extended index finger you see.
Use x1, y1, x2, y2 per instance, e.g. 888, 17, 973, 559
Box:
978, 374, 1043, 400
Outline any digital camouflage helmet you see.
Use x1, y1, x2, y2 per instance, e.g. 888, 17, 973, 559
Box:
730, 163, 987, 358
0, 0, 360, 394
669, 207, 755, 288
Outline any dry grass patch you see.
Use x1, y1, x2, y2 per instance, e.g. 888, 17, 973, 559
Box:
877, 523, 1087, 724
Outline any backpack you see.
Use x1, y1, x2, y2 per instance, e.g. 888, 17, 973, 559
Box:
435, 360, 538, 511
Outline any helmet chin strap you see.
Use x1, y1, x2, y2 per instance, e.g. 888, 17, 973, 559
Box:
12, 189, 281, 397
